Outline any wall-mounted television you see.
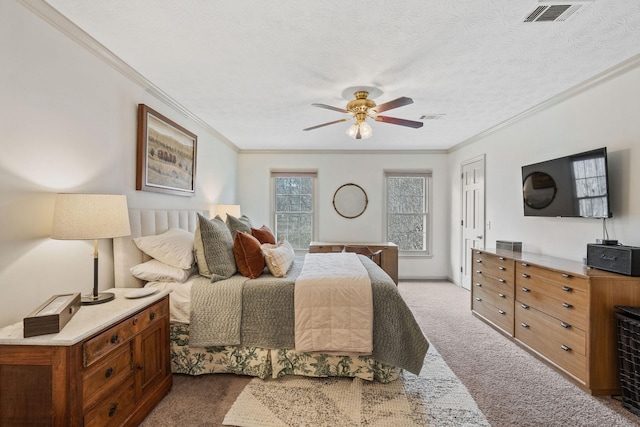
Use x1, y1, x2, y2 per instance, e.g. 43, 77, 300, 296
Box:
522, 147, 612, 218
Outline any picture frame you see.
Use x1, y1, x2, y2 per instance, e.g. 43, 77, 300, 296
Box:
136, 104, 198, 196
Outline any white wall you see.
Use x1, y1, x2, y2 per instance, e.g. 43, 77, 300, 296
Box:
447, 61, 640, 286
0, 1, 239, 327
238, 152, 450, 280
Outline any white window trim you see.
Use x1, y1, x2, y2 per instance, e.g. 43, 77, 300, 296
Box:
270, 170, 318, 252
383, 170, 433, 257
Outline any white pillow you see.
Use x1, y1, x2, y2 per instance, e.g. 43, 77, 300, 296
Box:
130, 259, 195, 283
133, 228, 194, 269
261, 239, 295, 277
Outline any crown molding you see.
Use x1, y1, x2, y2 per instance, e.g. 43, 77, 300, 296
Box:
448, 52, 640, 154
19, 0, 240, 153
239, 148, 449, 155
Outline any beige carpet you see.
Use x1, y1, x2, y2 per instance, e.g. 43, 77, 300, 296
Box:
222, 345, 489, 426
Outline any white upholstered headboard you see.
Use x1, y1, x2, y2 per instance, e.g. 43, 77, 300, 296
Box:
113, 209, 209, 288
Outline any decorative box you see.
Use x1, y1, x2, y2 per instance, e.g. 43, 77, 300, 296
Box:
496, 240, 522, 253
23, 293, 81, 337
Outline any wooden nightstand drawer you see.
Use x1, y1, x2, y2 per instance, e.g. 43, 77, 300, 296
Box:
132, 299, 169, 332
83, 299, 167, 367
84, 318, 137, 367
83, 342, 133, 407
83, 379, 135, 427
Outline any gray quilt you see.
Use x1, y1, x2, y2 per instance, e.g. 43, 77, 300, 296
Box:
189, 255, 429, 375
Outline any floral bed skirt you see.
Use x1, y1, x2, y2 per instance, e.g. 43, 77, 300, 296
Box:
170, 323, 401, 383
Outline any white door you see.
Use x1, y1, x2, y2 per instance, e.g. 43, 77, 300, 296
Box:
460, 156, 485, 290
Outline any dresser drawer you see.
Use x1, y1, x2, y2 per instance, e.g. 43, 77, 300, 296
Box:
516, 280, 587, 330
474, 253, 514, 279
472, 296, 514, 335
516, 262, 588, 292
473, 281, 513, 311
83, 299, 168, 367
472, 272, 514, 299
515, 305, 587, 381
83, 342, 133, 407
516, 303, 586, 356
83, 379, 136, 427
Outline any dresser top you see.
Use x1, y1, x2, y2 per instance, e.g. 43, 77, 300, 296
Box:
0, 288, 170, 346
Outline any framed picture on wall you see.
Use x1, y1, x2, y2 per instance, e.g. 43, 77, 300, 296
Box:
136, 104, 198, 196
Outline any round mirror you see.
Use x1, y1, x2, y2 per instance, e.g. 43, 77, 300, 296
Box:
333, 183, 368, 219
523, 172, 557, 209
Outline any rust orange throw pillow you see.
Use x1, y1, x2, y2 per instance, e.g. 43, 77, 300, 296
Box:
233, 232, 265, 278
251, 225, 276, 244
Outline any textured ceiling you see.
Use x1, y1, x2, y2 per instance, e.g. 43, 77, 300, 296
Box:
39, 0, 640, 151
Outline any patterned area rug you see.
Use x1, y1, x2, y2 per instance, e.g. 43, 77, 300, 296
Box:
223, 345, 490, 426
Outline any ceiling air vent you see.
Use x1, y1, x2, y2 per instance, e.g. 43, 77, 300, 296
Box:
523, 1, 594, 23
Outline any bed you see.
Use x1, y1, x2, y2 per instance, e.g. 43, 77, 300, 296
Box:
114, 209, 429, 383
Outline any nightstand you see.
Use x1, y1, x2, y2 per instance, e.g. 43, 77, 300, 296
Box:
0, 288, 172, 426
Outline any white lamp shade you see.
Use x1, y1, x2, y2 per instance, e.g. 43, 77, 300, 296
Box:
213, 204, 241, 221
51, 194, 131, 240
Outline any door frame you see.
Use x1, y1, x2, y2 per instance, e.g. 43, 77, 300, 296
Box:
460, 154, 486, 290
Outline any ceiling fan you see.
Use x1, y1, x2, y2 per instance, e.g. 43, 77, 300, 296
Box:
303, 91, 423, 139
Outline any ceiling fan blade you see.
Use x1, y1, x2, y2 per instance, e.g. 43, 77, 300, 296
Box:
303, 118, 349, 131
375, 115, 424, 128
311, 103, 349, 114
373, 97, 414, 113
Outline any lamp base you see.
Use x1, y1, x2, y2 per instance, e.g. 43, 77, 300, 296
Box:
81, 292, 115, 305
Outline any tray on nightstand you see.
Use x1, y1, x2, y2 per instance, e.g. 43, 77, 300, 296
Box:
23, 292, 81, 337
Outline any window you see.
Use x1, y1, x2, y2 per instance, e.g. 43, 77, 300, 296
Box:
272, 172, 316, 250
385, 171, 431, 254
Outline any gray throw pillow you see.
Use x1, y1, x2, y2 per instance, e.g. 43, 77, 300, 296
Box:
225, 214, 252, 237
194, 214, 237, 282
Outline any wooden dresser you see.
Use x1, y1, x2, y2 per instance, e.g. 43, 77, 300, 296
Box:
309, 241, 398, 284
471, 248, 640, 395
0, 289, 172, 426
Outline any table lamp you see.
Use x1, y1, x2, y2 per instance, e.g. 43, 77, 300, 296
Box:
51, 193, 131, 305
213, 204, 241, 221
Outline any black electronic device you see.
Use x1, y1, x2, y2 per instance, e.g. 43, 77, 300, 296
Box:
587, 244, 640, 276
522, 147, 612, 218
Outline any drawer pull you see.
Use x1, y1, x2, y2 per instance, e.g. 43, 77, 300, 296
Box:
498, 310, 505, 315
498, 293, 506, 298
476, 270, 482, 275
499, 257, 505, 261
562, 286, 572, 292
521, 322, 530, 328
499, 266, 506, 271
475, 282, 482, 287
110, 334, 119, 344
476, 259, 482, 263
561, 273, 571, 278
475, 297, 482, 301
108, 403, 118, 417
521, 273, 530, 279
132, 317, 139, 325
521, 263, 529, 267
562, 302, 573, 309
560, 322, 571, 329
475, 250, 481, 254
105, 367, 114, 378
499, 278, 506, 283
561, 344, 571, 352
150, 312, 156, 321
521, 303, 529, 309
521, 287, 530, 293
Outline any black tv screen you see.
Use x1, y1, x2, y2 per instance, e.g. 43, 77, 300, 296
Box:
522, 147, 612, 218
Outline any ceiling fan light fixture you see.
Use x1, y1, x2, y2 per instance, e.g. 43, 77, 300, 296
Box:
359, 121, 372, 139
346, 124, 360, 138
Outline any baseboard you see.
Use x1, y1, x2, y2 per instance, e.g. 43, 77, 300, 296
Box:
399, 277, 451, 282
